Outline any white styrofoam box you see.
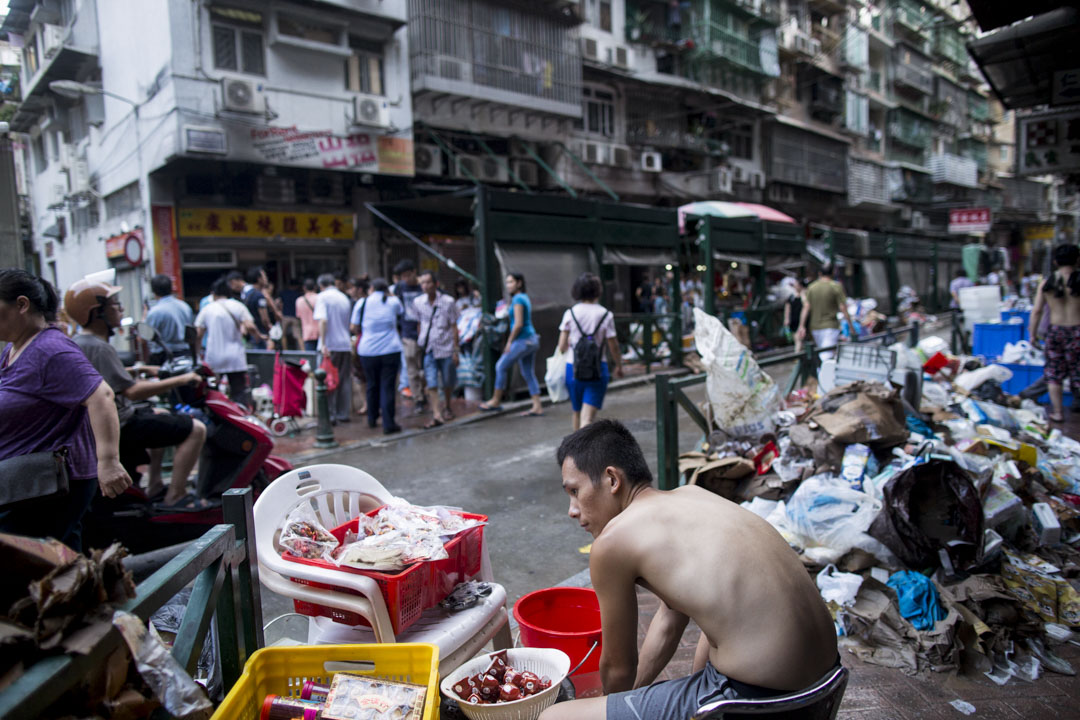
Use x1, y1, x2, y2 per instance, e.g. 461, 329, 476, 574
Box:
1031, 502, 1062, 545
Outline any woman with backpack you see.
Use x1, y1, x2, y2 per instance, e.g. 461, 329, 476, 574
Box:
478, 272, 544, 417
557, 272, 622, 430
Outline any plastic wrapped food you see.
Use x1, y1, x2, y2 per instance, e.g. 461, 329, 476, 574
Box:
321, 673, 426, 720
278, 503, 339, 560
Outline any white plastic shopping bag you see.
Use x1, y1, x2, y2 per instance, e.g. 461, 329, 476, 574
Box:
545, 349, 569, 403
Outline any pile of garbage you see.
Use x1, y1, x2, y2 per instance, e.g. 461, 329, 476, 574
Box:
688, 309, 1080, 683
0, 534, 215, 719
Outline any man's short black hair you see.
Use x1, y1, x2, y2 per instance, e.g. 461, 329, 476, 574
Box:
556, 419, 653, 487
225, 270, 243, 283
418, 269, 436, 283
303, 278, 316, 292
1054, 244, 1079, 268
954, 269, 966, 278
394, 259, 416, 276
150, 274, 173, 297
245, 266, 264, 284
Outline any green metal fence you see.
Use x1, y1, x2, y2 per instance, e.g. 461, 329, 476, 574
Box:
614, 313, 683, 372
654, 320, 944, 490
0, 488, 263, 719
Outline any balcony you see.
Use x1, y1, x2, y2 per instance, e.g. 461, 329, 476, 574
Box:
929, 153, 978, 188
893, 63, 933, 95
849, 157, 892, 206
894, 0, 931, 39
1000, 177, 1049, 214
690, 20, 777, 76
770, 125, 847, 193
888, 113, 931, 150
968, 93, 990, 123
933, 25, 967, 67
809, 82, 843, 122
723, 0, 782, 25
409, 0, 582, 117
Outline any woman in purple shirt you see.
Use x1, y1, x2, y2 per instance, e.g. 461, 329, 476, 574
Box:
0, 270, 131, 550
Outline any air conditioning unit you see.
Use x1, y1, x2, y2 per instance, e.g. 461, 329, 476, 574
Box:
257, 175, 297, 204
807, 38, 822, 56
308, 173, 345, 205
611, 144, 632, 168
476, 155, 510, 183
510, 137, 536, 158
732, 165, 746, 183
584, 141, 611, 165
183, 125, 228, 154
221, 76, 266, 114
613, 46, 629, 69
582, 37, 600, 61
450, 154, 480, 181
511, 159, 539, 185
911, 210, 927, 229
354, 93, 390, 128
767, 184, 795, 203
749, 172, 765, 189
641, 151, 662, 172
71, 157, 90, 191
51, 182, 67, 205
434, 55, 471, 83
41, 24, 64, 58
712, 168, 733, 194
414, 143, 443, 176
899, 206, 913, 221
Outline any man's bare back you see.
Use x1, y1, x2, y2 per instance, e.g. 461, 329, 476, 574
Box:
1040, 269, 1080, 327
592, 485, 837, 692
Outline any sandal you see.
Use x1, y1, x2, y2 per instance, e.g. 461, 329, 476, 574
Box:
155, 492, 211, 514
478, 403, 502, 412
443, 410, 455, 420
521, 410, 545, 417
423, 418, 444, 429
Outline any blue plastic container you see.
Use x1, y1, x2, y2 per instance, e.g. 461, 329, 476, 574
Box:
1000, 310, 1031, 326
972, 323, 1025, 360
998, 362, 1072, 406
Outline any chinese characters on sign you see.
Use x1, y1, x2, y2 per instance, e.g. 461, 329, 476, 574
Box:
948, 207, 991, 235
1018, 109, 1080, 176
177, 209, 354, 241
152, 207, 183, 298
241, 126, 414, 175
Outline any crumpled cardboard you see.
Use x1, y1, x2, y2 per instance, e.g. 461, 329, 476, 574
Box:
734, 472, 798, 502
839, 577, 959, 674
680, 452, 755, 499
808, 381, 909, 448
1000, 550, 1080, 627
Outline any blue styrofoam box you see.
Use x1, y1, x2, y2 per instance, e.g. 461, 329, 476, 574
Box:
972, 323, 1026, 360
1000, 310, 1031, 326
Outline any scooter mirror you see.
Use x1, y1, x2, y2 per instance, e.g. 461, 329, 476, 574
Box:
136, 322, 158, 342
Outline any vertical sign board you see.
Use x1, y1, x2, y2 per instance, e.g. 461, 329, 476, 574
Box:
1018, 108, 1080, 176
151, 205, 183, 298
949, 208, 992, 235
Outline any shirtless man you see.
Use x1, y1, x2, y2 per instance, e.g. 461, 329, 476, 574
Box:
540, 420, 838, 720
1030, 244, 1080, 422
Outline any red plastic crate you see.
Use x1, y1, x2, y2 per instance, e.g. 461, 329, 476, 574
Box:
281, 507, 487, 634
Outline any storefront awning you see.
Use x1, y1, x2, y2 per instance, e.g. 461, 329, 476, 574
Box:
714, 251, 764, 266
601, 246, 677, 266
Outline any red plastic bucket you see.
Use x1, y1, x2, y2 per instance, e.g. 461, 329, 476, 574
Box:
513, 587, 603, 674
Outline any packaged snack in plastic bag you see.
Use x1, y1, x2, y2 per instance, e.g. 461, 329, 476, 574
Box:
278, 503, 339, 560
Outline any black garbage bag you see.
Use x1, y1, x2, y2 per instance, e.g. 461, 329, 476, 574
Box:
868, 459, 984, 572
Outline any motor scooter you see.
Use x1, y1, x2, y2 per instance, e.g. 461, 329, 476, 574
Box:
83, 324, 293, 552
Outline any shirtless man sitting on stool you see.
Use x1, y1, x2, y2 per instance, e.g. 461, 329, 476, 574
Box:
540, 420, 838, 720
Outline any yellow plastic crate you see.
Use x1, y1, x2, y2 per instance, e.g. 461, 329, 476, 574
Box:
213, 643, 440, 720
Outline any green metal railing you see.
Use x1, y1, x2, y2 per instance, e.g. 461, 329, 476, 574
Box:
614, 313, 683, 372
690, 20, 771, 75
934, 25, 967, 66
0, 488, 263, 719
654, 320, 945, 490
894, 0, 931, 36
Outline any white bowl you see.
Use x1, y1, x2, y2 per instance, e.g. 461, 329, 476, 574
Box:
440, 648, 572, 720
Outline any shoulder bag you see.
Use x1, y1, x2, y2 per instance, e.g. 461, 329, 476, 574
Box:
0, 447, 71, 508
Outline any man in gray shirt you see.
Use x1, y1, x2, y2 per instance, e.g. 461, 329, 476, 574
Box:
67, 278, 208, 510
145, 274, 194, 363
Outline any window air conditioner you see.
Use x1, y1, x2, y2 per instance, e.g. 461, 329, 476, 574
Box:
641, 151, 662, 172
414, 143, 443, 176
354, 93, 390, 128
41, 24, 64, 58
451, 155, 480, 181
750, 172, 765, 189
221, 76, 266, 114
713, 168, 733, 194
582, 37, 600, 61
584, 142, 610, 165
611, 144, 632, 168
477, 155, 510, 183
614, 46, 629, 69
511, 159, 539, 185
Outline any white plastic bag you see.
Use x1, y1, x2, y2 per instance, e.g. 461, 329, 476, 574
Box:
955, 364, 1014, 393
693, 308, 780, 438
545, 349, 569, 403
816, 564, 864, 607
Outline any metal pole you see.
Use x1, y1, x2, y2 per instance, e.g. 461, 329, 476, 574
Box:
909, 320, 921, 348
313, 368, 338, 449
703, 218, 715, 316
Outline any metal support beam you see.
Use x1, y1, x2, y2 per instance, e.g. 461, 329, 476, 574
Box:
365, 202, 482, 287
421, 125, 481, 186
703, 217, 716, 316
552, 140, 619, 201
474, 187, 497, 399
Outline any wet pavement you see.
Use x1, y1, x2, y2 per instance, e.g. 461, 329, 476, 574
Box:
259, 328, 1080, 717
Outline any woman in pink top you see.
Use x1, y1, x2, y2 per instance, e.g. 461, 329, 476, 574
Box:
558, 272, 622, 430
294, 278, 320, 351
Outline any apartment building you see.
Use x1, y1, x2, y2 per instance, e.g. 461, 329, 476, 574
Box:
3, 0, 413, 311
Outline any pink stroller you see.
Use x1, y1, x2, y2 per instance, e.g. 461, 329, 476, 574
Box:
271, 353, 308, 437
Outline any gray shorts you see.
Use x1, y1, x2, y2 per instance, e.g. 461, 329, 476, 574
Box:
605, 663, 782, 720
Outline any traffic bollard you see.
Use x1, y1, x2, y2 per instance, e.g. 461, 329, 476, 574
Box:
314, 368, 338, 449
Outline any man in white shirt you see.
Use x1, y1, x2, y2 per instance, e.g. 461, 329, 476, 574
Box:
314, 272, 354, 423
194, 278, 262, 405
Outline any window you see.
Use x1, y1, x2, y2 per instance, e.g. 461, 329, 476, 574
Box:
32, 134, 47, 172
722, 124, 754, 160
105, 182, 140, 219
576, 86, 615, 138
23, 40, 39, 77
211, 7, 265, 75
600, 2, 612, 32
999, 146, 1009, 162
346, 37, 384, 95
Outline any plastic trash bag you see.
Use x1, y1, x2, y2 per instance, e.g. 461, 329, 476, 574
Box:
868, 459, 985, 572
955, 364, 1014, 393
545, 349, 569, 404
151, 588, 222, 700
817, 564, 864, 607
278, 502, 339, 560
693, 308, 780, 438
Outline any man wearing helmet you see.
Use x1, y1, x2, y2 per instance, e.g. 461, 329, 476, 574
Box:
66, 278, 209, 511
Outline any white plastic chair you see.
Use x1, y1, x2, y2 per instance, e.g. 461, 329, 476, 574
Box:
253, 463, 511, 672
